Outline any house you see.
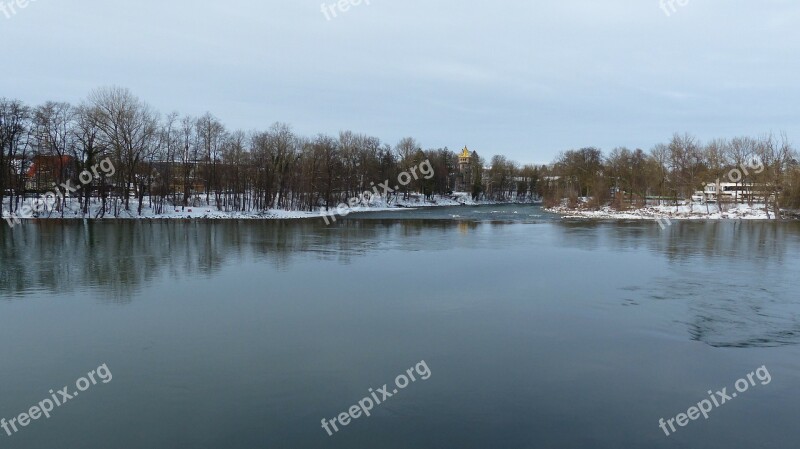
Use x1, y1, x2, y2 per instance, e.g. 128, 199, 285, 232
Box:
25, 155, 74, 192
700, 182, 772, 203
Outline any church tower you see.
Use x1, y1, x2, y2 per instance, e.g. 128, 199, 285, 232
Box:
458, 146, 471, 173
457, 146, 472, 192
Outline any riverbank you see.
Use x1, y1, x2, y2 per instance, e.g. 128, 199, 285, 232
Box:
544, 203, 787, 220
2, 193, 516, 224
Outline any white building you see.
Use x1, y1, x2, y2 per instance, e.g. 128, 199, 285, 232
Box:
699, 182, 771, 203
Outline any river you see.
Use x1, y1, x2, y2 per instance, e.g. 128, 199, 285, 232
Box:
1, 205, 798, 448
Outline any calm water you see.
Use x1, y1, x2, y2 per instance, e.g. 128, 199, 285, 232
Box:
1, 205, 799, 448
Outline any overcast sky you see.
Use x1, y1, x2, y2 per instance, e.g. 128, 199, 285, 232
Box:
2, 0, 799, 164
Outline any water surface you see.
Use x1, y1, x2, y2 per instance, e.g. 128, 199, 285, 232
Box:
1, 206, 799, 448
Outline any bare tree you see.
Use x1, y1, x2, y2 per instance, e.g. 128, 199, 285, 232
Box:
90, 87, 159, 215
34, 101, 74, 216
668, 133, 703, 212
726, 136, 757, 204
755, 133, 794, 219
72, 104, 106, 215
0, 99, 31, 219
649, 143, 670, 203
196, 112, 227, 206
704, 138, 729, 214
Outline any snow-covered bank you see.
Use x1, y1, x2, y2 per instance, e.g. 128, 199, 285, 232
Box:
545, 203, 786, 221
2, 193, 510, 224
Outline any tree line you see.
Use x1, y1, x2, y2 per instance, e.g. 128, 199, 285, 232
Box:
2, 87, 799, 220
0, 87, 544, 220
538, 133, 800, 218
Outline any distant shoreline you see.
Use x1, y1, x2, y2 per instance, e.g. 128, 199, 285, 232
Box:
2, 200, 539, 226
544, 204, 799, 221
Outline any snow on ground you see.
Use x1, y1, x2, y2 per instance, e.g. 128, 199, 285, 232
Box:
1, 192, 503, 224
545, 202, 777, 221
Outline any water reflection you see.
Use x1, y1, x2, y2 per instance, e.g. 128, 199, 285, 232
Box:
2, 219, 799, 349
555, 219, 800, 261
0, 220, 484, 301
559, 221, 800, 348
